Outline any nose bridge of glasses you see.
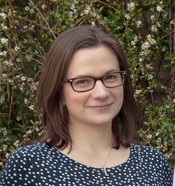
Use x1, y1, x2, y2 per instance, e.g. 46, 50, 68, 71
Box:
93, 76, 107, 89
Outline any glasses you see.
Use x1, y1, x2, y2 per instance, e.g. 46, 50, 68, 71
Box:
65, 71, 126, 92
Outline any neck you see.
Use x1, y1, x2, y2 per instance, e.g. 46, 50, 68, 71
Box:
57, 122, 119, 177
69, 121, 114, 154
57, 121, 129, 177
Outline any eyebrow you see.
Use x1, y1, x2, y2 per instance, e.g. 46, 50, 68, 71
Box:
67, 69, 121, 79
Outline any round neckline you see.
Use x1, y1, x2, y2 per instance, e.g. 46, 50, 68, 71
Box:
44, 142, 133, 171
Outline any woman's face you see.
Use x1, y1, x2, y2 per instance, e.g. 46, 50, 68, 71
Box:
63, 45, 124, 127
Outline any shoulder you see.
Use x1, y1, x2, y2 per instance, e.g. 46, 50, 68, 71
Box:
1, 142, 50, 171
130, 143, 173, 184
8, 141, 50, 160
130, 143, 168, 162
131, 143, 161, 154
130, 143, 172, 174
1, 142, 54, 173
0, 142, 55, 185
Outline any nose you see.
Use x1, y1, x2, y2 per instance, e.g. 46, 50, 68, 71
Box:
92, 80, 109, 98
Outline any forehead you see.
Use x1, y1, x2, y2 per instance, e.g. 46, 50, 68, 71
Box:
66, 46, 120, 78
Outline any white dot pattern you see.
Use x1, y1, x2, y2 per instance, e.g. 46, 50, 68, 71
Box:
0, 142, 173, 185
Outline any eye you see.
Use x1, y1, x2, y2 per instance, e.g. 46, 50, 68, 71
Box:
73, 78, 93, 87
104, 73, 119, 81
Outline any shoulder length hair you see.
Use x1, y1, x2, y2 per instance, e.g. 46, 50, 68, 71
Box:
38, 25, 136, 149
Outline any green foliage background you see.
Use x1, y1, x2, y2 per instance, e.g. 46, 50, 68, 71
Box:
0, 0, 175, 169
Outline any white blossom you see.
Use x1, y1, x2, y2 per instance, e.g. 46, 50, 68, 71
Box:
21, 76, 26, 81
24, 6, 30, 11
147, 134, 152, 139
16, 116, 21, 121
0, 13, 7, 19
1, 37, 8, 44
0, 95, 5, 104
20, 85, 24, 91
16, 58, 22, 62
30, 9, 34, 14
26, 129, 32, 134
2, 73, 7, 78
156, 5, 162, 12
35, 127, 39, 132
70, 4, 75, 10
125, 14, 131, 20
146, 64, 153, 69
136, 20, 142, 27
3, 144, 7, 151
150, 15, 155, 21
91, 21, 95, 27
151, 25, 158, 32
24, 98, 29, 104
156, 132, 160, 136
29, 105, 34, 110
131, 41, 136, 46
25, 55, 32, 61
5, 152, 9, 158
1, 23, 8, 30
73, 0, 78, 3
139, 58, 144, 62
41, 4, 46, 10
14, 45, 19, 51
84, 7, 91, 15
156, 137, 161, 143
170, 20, 175, 25
127, 2, 135, 11
162, 47, 166, 52
69, 11, 73, 17
14, 140, 20, 147
141, 41, 150, 50
70, 4, 77, 13
147, 34, 156, 45
30, 82, 37, 91
3, 60, 9, 65
135, 89, 142, 95
148, 74, 153, 80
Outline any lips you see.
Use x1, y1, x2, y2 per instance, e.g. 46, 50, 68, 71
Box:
89, 103, 113, 111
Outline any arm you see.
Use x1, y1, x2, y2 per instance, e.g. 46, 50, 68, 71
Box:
0, 146, 39, 186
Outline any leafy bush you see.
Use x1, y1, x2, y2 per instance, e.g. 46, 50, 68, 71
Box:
0, 0, 175, 169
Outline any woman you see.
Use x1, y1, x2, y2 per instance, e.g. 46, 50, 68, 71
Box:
0, 25, 173, 185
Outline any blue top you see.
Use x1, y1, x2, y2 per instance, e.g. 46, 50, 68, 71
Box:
0, 142, 173, 186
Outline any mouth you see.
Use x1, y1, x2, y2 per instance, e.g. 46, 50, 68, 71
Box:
89, 103, 113, 110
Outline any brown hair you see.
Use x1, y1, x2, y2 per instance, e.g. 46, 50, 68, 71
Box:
38, 25, 136, 149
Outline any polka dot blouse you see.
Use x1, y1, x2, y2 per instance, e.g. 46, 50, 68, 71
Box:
0, 142, 173, 185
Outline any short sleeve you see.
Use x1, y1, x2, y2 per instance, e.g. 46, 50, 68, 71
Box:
0, 147, 39, 186
158, 152, 173, 185
131, 144, 173, 185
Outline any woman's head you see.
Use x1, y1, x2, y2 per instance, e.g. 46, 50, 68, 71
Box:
38, 25, 136, 148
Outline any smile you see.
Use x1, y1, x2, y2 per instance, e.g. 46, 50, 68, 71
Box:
89, 103, 113, 110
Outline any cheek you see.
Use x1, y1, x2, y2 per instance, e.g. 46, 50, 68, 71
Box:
112, 88, 124, 112
113, 88, 124, 113
112, 87, 124, 100
63, 90, 88, 109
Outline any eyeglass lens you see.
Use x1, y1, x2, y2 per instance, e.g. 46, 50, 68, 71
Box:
70, 72, 125, 92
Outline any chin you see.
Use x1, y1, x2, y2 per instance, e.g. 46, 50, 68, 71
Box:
89, 117, 114, 126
